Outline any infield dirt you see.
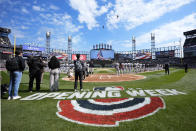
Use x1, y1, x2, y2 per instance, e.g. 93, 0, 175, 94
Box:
62, 74, 145, 82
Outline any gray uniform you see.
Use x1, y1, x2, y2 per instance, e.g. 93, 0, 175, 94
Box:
115, 63, 120, 75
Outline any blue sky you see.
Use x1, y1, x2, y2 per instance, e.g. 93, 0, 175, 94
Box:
0, 0, 196, 52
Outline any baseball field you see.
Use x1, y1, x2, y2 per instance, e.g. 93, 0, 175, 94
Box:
1, 68, 196, 131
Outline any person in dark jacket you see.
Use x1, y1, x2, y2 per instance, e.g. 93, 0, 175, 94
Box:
27, 55, 33, 83
8, 50, 25, 100
185, 63, 188, 73
74, 54, 84, 91
164, 63, 169, 75
48, 56, 60, 91
28, 56, 45, 92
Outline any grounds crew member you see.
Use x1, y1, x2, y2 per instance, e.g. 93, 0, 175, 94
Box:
74, 54, 84, 91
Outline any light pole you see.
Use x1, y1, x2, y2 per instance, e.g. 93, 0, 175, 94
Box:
179, 38, 183, 64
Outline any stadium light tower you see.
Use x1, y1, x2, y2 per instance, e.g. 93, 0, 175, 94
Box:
179, 38, 183, 63
132, 36, 136, 60
107, 44, 109, 49
110, 44, 112, 50
46, 31, 51, 53
151, 33, 156, 59
68, 35, 72, 62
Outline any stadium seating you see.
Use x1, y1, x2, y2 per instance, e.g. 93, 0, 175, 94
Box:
0, 36, 11, 45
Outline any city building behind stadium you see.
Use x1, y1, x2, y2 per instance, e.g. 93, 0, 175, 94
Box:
0, 27, 196, 68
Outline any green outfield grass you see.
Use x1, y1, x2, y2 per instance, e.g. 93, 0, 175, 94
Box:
93, 68, 116, 74
1, 68, 196, 131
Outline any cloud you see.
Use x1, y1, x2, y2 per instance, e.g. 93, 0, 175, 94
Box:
33, 0, 37, 4
34, 13, 84, 49
121, 41, 132, 48
21, 25, 28, 30
72, 34, 82, 45
71, 33, 91, 51
11, 28, 25, 38
105, 39, 131, 51
65, 20, 83, 33
32, 5, 45, 11
39, 13, 83, 33
49, 4, 59, 10
51, 37, 67, 49
0, 0, 19, 6
50, 33, 86, 50
69, 0, 112, 30
21, 7, 29, 14
37, 37, 44, 42
106, 13, 196, 51
106, 0, 194, 30
136, 13, 196, 48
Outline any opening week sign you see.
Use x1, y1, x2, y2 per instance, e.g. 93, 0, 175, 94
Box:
20, 87, 186, 127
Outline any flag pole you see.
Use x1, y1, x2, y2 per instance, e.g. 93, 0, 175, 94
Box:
14, 35, 16, 57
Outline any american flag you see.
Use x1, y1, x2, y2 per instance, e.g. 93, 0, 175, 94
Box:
135, 52, 152, 59
97, 49, 104, 60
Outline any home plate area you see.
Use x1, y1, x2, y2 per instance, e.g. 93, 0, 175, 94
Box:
62, 74, 145, 82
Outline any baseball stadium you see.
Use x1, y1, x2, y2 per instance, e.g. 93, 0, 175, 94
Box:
1, 0, 196, 131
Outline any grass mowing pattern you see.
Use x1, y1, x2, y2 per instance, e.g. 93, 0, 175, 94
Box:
1, 68, 196, 131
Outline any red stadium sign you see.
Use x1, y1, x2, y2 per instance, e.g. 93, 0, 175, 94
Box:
3, 51, 12, 54
72, 54, 87, 61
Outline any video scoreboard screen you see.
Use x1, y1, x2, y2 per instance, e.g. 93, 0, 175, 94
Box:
90, 49, 114, 60
72, 54, 87, 61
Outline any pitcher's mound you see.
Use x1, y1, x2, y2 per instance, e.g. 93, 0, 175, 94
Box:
62, 74, 145, 82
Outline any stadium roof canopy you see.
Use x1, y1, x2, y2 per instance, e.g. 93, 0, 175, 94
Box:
183, 29, 196, 36
0, 27, 11, 34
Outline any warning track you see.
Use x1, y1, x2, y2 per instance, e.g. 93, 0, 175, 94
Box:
62, 74, 145, 82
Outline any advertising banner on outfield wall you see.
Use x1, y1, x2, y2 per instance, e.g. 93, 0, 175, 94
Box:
115, 54, 133, 61
72, 54, 87, 61
155, 50, 175, 58
22, 45, 45, 52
